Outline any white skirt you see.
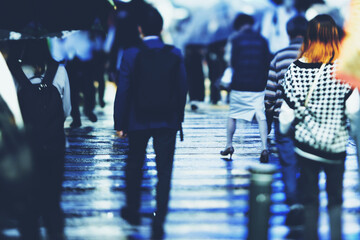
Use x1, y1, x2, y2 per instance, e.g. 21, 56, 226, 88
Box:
229, 90, 266, 121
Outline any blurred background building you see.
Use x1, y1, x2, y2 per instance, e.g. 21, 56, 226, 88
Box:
143, 0, 351, 51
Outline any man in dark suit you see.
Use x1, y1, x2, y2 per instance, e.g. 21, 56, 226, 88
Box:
113, 6, 187, 240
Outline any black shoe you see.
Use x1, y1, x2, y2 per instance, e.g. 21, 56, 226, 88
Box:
120, 207, 141, 226
220, 146, 234, 158
85, 112, 98, 122
99, 100, 105, 108
190, 104, 198, 111
70, 119, 81, 128
260, 150, 269, 163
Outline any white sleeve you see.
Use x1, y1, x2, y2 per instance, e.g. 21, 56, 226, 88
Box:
52, 65, 72, 118
279, 101, 295, 135
345, 88, 360, 137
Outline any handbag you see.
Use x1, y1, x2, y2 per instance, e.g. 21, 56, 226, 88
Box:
218, 67, 233, 91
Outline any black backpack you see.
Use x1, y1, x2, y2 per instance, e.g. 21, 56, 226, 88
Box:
131, 45, 181, 117
8, 61, 65, 153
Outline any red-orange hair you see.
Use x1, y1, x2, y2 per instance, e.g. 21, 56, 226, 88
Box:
299, 14, 340, 63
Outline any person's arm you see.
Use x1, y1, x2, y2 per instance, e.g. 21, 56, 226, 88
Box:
346, 88, 360, 138
265, 57, 277, 111
113, 48, 138, 136
279, 100, 295, 135
174, 49, 188, 124
52, 65, 71, 119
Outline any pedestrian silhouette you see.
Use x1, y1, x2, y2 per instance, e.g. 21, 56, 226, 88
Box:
113, 6, 187, 240
7, 39, 71, 240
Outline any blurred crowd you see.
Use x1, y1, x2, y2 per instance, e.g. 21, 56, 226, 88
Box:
0, 0, 359, 239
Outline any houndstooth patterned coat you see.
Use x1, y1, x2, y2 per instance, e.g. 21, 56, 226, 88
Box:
281, 60, 353, 162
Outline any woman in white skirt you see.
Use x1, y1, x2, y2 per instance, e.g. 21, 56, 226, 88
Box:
220, 13, 270, 162
221, 91, 269, 162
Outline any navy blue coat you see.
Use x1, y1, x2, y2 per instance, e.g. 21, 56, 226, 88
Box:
114, 37, 187, 132
230, 28, 271, 92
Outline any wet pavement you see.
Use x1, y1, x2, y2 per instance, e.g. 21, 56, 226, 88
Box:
2, 85, 360, 239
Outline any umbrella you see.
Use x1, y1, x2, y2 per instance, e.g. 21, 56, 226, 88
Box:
0, 0, 113, 39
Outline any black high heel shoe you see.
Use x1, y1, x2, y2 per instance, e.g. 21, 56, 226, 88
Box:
220, 146, 234, 158
260, 149, 269, 163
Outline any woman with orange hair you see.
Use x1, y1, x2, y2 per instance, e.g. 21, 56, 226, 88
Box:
279, 14, 359, 240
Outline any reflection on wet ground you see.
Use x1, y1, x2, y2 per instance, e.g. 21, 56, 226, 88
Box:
2, 89, 360, 239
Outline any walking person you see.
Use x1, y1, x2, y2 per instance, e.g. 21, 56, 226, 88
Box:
220, 13, 271, 162
205, 40, 227, 105
185, 44, 205, 110
7, 39, 71, 240
280, 14, 360, 240
265, 15, 308, 225
113, 6, 187, 240
64, 31, 98, 128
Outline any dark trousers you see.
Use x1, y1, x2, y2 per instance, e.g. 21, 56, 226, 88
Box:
206, 41, 227, 104
185, 45, 205, 102
274, 121, 298, 205
66, 58, 96, 121
92, 51, 106, 105
19, 149, 65, 239
298, 155, 345, 240
125, 128, 177, 224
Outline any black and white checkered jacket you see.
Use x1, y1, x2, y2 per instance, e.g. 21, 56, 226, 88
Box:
282, 60, 353, 163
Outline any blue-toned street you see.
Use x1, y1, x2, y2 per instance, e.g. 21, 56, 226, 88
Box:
56, 87, 360, 239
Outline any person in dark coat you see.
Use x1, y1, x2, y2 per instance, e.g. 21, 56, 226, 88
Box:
113, 6, 187, 240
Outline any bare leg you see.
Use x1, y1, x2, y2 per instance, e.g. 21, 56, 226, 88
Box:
226, 118, 236, 148
256, 113, 268, 150
238, 119, 245, 146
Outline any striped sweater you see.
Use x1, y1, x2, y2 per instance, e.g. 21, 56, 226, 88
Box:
265, 38, 303, 119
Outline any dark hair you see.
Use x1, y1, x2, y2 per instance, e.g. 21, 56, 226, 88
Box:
299, 14, 340, 63
233, 13, 254, 31
138, 7, 163, 36
286, 15, 308, 39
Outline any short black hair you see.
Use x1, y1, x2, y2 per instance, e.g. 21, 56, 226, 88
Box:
138, 6, 163, 36
233, 13, 254, 31
286, 15, 308, 39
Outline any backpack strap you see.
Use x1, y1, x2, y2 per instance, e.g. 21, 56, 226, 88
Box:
7, 60, 32, 88
304, 63, 325, 107
41, 61, 59, 85
8, 60, 59, 87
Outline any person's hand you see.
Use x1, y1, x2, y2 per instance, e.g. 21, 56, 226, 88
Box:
116, 130, 127, 139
